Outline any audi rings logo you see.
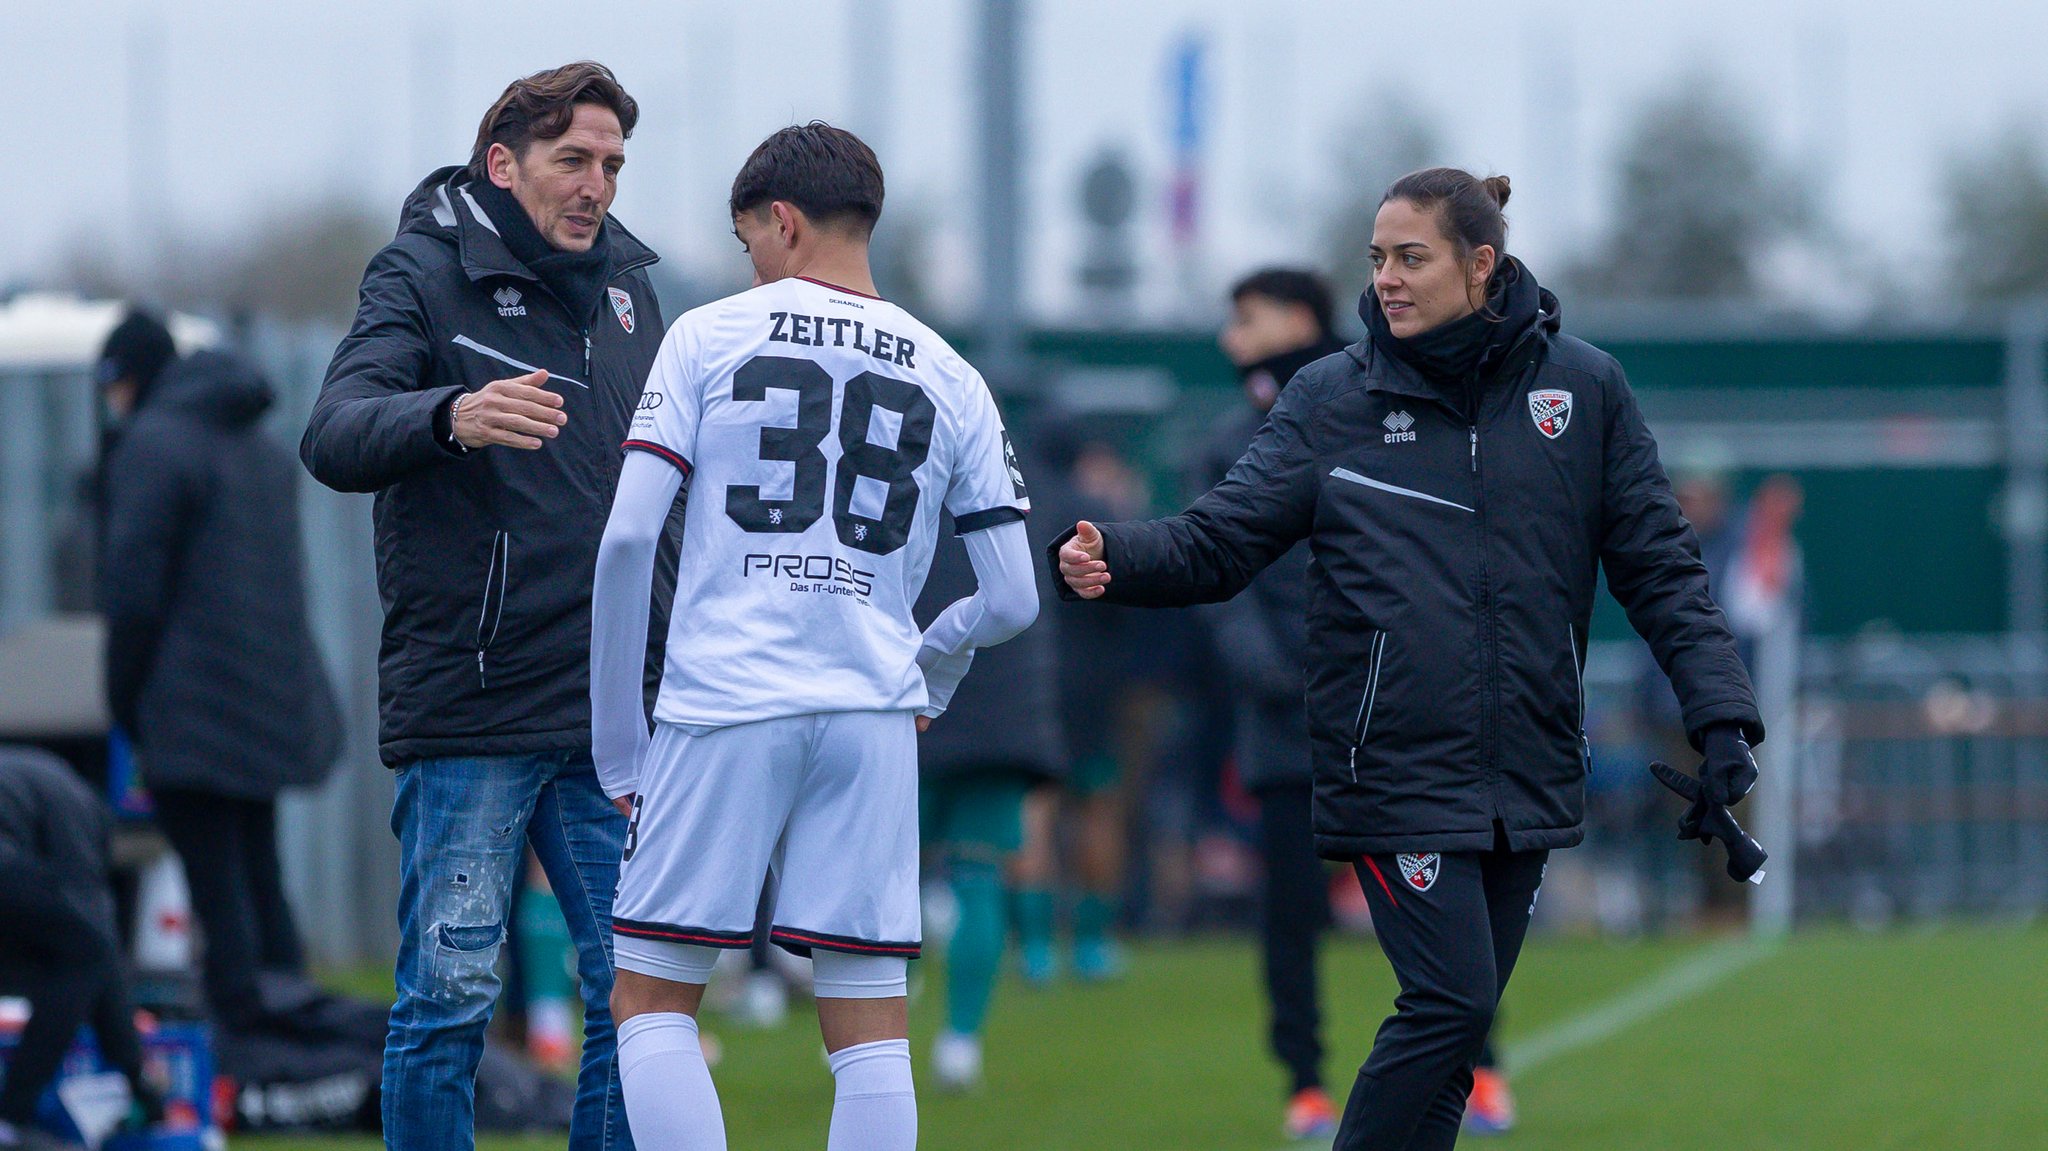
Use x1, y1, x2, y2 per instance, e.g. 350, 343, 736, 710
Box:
636, 391, 664, 411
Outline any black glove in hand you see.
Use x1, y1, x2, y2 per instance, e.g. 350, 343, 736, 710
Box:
1649, 760, 1769, 884
1699, 723, 1759, 806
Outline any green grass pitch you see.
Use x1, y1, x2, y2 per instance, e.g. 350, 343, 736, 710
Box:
237, 923, 2047, 1149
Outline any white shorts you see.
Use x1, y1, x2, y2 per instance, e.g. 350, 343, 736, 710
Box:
611, 710, 922, 973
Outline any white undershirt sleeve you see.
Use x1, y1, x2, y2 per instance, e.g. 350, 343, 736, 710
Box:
915, 519, 1039, 719
591, 449, 686, 800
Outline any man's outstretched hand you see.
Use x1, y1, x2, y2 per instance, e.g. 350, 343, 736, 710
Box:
454, 370, 567, 450
1649, 760, 1768, 884
1058, 521, 1111, 599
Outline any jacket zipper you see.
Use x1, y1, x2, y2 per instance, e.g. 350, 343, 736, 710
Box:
1471, 420, 1501, 802
477, 531, 509, 687
583, 329, 592, 380
1349, 631, 1387, 781
1570, 623, 1590, 767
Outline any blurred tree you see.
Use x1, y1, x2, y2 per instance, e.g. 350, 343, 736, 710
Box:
1943, 126, 2048, 302
1572, 76, 1807, 300
1321, 94, 1446, 314
177, 202, 390, 322
61, 201, 405, 324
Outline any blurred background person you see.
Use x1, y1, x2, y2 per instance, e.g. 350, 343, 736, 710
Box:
511, 855, 580, 1073
0, 746, 163, 1151
1207, 268, 1346, 1141
95, 308, 342, 1035
1014, 425, 1155, 984
913, 450, 1068, 1090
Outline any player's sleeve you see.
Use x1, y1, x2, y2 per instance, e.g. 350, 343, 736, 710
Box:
942, 371, 1030, 535
915, 519, 1039, 718
621, 317, 704, 477
590, 449, 686, 799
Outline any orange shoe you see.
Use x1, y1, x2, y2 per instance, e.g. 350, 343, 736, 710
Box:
1284, 1086, 1339, 1141
1463, 1067, 1516, 1135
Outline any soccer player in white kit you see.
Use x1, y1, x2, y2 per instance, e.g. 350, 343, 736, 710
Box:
589, 124, 1039, 1151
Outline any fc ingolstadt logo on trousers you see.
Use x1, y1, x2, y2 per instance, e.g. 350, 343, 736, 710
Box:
1396, 852, 1441, 892
1529, 389, 1572, 439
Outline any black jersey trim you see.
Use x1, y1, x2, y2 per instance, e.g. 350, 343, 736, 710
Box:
612, 917, 752, 949
768, 925, 922, 959
623, 439, 693, 477
951, 506, 1027, 536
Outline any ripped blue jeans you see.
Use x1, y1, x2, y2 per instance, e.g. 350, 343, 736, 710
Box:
383, 749, 632, 1151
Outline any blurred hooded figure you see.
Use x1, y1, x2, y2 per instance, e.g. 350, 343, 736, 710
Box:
96, 309, 341, 1033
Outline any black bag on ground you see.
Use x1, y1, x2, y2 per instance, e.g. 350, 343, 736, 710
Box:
216, 973, 573, 1133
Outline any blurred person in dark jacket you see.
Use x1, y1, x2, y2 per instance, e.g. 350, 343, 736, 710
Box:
1013, 428, 1153, 984
96, 310, 342, 1036
299, 62, 667, 1151
1206, 268, 1347, 1141
912, 440, 1069, 1091
0, 747, 163, 1150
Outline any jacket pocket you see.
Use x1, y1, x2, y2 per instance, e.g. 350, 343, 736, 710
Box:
476, 531, 509, 687
1348, 630, 1388, 781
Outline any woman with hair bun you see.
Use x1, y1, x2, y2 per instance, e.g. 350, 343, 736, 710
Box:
1054, 168, 1764, 1149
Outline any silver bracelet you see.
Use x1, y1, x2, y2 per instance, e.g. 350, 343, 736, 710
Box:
448, 393, 470, 453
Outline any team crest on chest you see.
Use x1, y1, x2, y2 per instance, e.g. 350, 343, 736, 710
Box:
1529, 389, 1572, 439
1396, 852, 1440, 892
608, 287, 636, 334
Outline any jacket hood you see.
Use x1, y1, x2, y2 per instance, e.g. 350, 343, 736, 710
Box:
148, 350, 273, 428
395, 165, 657, 285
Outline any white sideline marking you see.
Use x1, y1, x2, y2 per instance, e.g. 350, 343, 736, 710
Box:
1505, 936, 1779, 1075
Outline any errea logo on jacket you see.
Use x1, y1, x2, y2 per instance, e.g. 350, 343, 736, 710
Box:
493, 286, 527, 317
1382, 410, 1417, 444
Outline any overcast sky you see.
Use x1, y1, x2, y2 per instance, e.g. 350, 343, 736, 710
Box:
7, 0, 2048, 323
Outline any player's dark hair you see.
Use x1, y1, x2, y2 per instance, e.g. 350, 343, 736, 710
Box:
468, 61, 638, 181
729, 122, 885, 236
1380, 167, 1511, 260
1229, 268, 1335, 337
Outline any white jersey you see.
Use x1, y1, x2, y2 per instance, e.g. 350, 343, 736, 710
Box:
624, 276, 1029, 727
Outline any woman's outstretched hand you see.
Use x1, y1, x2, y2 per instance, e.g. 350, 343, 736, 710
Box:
1058, 521, 1112, 599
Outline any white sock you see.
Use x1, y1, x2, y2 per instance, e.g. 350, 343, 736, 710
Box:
618, 1011, 726, 1151
826, 1038, 917, 1151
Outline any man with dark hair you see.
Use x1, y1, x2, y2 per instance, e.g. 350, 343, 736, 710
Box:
724, 121, 886, 233
302, 60, 668, 1151
1210, 268, 1347, 1141
593, 121, 1037, 1151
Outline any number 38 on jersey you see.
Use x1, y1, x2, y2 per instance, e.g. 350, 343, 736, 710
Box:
722, 356, 934, 557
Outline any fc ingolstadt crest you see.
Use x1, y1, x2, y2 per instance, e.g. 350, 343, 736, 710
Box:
1529, 389, 1572, 439
608, 287, 635, 334
1396, 852, 1440, 892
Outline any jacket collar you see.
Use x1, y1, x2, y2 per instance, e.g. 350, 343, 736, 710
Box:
1345, 288, 1561, 408
412, 169, 659, 286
